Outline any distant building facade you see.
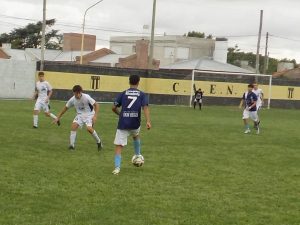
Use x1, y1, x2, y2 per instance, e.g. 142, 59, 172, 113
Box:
110, 35, 228, 66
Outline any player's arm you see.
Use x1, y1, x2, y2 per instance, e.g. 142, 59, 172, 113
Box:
92, 102, 99, 124
112, 93, 122, 116
239, 99, 244, 108
53, 106, 68, 123
46, 90, 53, 103
33, 88, 38, 100
248, 101, 257, 110
143, 106, 151, 130
112, 105, 120, 116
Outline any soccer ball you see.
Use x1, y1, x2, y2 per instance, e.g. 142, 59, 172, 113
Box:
131, 155, 144, 167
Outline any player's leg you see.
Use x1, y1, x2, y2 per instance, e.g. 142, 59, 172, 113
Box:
69, 116, 81, 150
33, 100, 41, 128
86, 125, 103, 151
199, 99, 202, 110
112, 129, 129, 175
131, 128, 141, 156
250, 112, 260, 134
43, 103, 60, 126
242, 110, 251, 134
193, 99, 197, 109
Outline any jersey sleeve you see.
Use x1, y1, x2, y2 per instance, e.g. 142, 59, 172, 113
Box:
66, 97, 74, 108
86, 94, 96, 105
253, 93, 258, 101
141, 93, 149, 107
46, 82, 52, 91
114, 92, 123, 107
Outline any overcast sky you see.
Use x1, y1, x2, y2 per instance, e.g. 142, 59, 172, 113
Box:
1, 0, 300, 61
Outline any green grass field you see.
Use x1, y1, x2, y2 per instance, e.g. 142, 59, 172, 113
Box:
0, 100, 299, 225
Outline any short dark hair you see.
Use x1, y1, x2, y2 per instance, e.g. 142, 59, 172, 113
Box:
38, 71, 44, 76
248, 84, 254, 88
72, 85, 83, 93
129, 75, 140, 85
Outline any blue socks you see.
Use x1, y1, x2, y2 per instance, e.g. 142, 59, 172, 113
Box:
115, 154, 121, 168
134, 139, 141, 155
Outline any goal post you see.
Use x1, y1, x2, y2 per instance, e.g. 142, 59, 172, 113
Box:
189, 70, 273, 109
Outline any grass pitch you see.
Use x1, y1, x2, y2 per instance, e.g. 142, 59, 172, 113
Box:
0, 100, 299, 225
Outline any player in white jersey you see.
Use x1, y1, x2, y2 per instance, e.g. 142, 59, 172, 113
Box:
54, 85, 103, 151
33, 72, 59, 128
252, 83, 264, 111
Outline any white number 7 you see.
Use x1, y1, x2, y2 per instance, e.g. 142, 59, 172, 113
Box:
127, 96, 137, 108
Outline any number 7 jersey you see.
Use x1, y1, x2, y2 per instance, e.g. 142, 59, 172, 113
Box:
114, 88, 149, 130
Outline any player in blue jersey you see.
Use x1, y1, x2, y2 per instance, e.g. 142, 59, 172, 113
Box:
239, 84, 260, 134
112, 75, 151, 175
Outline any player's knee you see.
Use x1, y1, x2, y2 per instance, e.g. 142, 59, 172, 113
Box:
71, 123, 78, 131
45, 112, 50, 117
133, 135, 139, 140
87, 126, 94, 133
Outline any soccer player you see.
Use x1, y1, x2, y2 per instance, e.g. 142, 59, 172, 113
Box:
239, 84, 260, 134
112, 75, 151, 175
194, 88, 204, 110
54, 85, 103, 150
252, 82, 264, 111
33, 71, 59, 128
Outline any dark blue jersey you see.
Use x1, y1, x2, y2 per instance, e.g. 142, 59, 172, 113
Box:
114, 88, 149, 130
242, 91, 258, 111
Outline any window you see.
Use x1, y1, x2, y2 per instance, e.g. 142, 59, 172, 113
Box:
177, 47, 189, 60
164, 47, 175, 58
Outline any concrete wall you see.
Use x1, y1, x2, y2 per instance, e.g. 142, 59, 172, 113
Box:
0, 60, 35, 99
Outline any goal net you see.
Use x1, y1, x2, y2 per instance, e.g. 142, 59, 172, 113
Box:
188, 70, 273, 108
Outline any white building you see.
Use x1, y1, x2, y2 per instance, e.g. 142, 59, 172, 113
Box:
110, 35, 228, 67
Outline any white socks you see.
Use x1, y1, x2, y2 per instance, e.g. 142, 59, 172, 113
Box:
70, 131, 77, 147
49, 113, 57, 120
33, 115, 38, 127
92, 130, 101, 143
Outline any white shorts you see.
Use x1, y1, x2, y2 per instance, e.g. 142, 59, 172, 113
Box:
73, 114, 94, 128
194, 99, 202, 103
114, 128, 140, 146
242, 109, 258, 122
34, 99, 50, 113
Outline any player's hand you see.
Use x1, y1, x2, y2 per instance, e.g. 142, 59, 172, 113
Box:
146, 121, 151, 130
92, 116, 97, 124
246, 106, 250, 111
45, 97, 49, 103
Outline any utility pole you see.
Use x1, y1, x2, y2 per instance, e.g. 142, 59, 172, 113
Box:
148, 0, 157, 70
40, 0, 46, 71
255, 10, 263, 75
263, 32, 269, 74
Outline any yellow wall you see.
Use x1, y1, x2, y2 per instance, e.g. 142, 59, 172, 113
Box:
42, 71, 300, 101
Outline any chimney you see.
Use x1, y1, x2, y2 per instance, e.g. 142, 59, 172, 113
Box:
136, 39, 149, 69
63, 33, 96, 52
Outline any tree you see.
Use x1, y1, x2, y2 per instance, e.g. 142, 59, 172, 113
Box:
0, 19, 62, 50
227, 45, 297, 74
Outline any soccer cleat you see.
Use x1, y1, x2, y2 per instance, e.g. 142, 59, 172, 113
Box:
256, 128, 260, 135
112, 167, 120, 175
244, 129, 251, 134
68, 145, 75, 151
97, 142, 103, 151
57, 120, 61, 126
33, 126, 38, 129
